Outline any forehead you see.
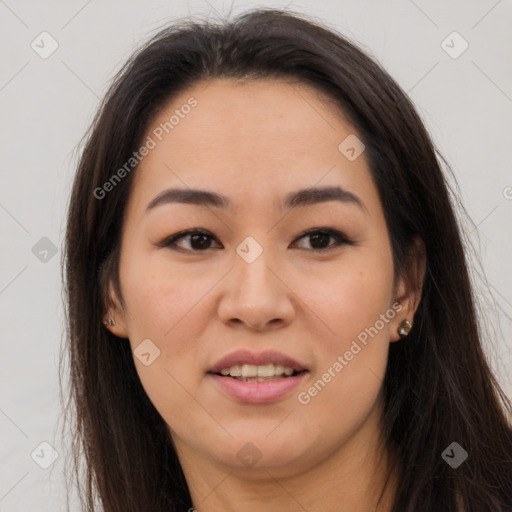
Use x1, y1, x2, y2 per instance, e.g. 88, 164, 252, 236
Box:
128, 78, 375, 214
147, 77, 350, 156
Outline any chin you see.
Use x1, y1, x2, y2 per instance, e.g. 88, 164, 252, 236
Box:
210, 429, 315, 475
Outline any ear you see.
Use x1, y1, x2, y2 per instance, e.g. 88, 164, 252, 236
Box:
389, 237, 426, 342
102, 280, 129, 339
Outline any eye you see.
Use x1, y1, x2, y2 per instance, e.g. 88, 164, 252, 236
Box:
158, 229, 222, 252
291, 228, 353, 251
158, 227, 353, 253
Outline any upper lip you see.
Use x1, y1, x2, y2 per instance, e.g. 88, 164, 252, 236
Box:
209, 349, 308, 374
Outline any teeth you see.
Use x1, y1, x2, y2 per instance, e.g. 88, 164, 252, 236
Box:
233, 376, 288, 382
241, 364, 258, 377
229, 365, 242, 377
218, 363, 297, 378
257, 364, 274, 377
274, 365, 285, 376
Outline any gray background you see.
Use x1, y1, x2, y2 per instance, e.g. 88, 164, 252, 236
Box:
1, 0, 511, 510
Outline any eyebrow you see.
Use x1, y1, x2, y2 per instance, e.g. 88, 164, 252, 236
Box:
145, 185, 366, 213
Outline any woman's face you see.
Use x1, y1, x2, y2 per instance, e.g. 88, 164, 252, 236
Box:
107, 78, 411, 478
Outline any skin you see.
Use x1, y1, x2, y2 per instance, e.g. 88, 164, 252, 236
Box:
105, 78, 424, 512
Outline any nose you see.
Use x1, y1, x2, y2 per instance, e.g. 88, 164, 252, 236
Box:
217, 248, 295, 332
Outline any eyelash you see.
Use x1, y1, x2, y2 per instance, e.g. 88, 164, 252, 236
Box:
158, 228, 354, 253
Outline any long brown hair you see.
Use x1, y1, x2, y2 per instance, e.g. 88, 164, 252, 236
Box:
61, 8, 512, 511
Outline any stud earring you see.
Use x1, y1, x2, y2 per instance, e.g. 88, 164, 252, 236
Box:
398, 319, 412, 337
104, 318, 116, 327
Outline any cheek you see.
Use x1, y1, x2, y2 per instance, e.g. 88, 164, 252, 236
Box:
295, 245, 395, 345
119, 258, 212, 429
121, 249, 211, 340
293, 246, 394, 418
119, 252, 214, 399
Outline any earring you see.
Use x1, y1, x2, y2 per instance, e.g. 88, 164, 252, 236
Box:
398, 319, 412, 337
104, 318, 116, 327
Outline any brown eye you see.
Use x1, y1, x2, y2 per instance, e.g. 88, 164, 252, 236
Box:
292, 228, 353, 251
159, 230, 222, 252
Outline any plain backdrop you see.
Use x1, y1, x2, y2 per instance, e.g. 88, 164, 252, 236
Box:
1, 0, 511, 510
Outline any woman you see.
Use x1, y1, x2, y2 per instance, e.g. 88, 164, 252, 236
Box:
62, 8, 512, 511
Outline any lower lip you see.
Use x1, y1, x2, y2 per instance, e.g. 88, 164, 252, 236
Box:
208, 372, 308, 404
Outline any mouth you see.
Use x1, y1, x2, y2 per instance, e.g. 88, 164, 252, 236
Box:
207, 350, 309, 403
